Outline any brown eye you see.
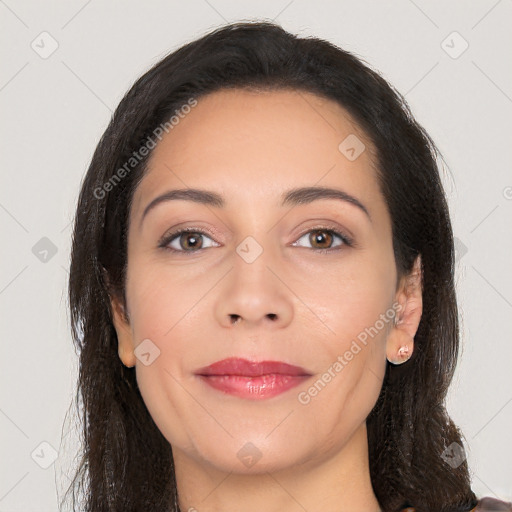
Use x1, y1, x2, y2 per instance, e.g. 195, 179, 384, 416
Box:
160, 229, 220, 253
292, 227, 350, 252
309, 229, 333, 249
179, 232, 203, 251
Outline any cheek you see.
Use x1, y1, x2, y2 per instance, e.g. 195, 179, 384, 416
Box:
302, 250, 394, 405
125, 261, 200, 340
134, 354, 203, 452
296, 281, 390, 441
125, 265, 210, 450
311, 255, 396, 350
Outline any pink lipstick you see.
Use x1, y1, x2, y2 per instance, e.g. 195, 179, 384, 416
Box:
195, 357, 311, 400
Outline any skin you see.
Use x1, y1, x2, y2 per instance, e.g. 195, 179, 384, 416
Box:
111, 89, 423, 512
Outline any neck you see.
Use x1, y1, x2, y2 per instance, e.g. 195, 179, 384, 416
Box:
173, 422, 382, 512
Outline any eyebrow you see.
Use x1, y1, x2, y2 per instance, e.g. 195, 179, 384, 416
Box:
139, 186, 371, 229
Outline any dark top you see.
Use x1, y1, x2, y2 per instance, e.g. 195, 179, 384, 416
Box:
400, 497, 512, 511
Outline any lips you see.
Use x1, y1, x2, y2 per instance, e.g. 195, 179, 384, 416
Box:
195, 357, 312, 400
196, 357, 310, 377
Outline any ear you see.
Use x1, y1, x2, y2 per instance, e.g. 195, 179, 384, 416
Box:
386, 255, 423, 364
110, 292, 136, 368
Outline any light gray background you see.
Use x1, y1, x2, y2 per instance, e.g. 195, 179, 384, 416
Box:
1, 1, 511, 510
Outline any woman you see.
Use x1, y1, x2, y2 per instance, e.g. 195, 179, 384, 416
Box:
63, 21, 511, 512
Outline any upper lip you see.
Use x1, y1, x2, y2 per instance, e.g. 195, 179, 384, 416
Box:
195, 357, 311, 377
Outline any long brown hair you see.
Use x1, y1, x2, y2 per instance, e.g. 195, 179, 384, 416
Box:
62, 21, 479, 512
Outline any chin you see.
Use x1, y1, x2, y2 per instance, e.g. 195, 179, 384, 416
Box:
189, 432, 318, 476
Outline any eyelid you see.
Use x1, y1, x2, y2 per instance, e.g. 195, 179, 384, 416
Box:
157, 224, 223, 248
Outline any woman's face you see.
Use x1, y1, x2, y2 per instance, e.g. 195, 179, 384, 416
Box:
114, 88, 401, 474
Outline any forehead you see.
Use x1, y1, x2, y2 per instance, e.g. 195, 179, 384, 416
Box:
131, 88, 384, 218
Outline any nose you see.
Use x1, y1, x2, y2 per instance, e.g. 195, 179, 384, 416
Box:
213, 246, 294, 331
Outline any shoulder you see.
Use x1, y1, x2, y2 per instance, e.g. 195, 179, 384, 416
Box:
400, 497, 512, 512
473, 497, 512, 511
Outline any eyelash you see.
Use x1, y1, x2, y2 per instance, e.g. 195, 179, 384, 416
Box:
158, 224, 355, 255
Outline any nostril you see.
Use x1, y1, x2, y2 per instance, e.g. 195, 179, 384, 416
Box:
267, 313, 277, 321
230, 314, 240, 324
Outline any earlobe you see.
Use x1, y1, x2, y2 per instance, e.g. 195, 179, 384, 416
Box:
110, 294, 136, 368
386, 255, 423, 365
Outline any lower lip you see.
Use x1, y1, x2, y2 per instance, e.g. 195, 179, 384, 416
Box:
197, 374, 310, 400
